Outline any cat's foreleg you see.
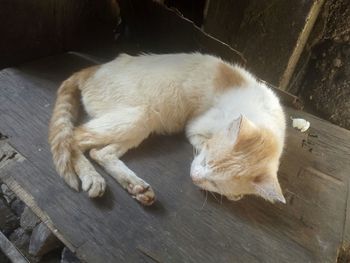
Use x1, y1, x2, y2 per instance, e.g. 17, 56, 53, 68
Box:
187, 134, 209, 153
90, 143, 155, 205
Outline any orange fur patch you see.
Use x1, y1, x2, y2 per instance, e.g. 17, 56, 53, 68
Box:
234, 122, 279, 170
76, 65, 100, 88
214, 62, 246, 91
209, 119, 279, 181
73, 126, 117, 152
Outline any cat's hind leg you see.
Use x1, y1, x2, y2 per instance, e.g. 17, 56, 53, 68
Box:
74, 107, 154, 204
90, 143, 155, 205
73, 152, 106, 198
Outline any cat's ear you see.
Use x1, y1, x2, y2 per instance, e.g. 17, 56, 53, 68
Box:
228, 115, 256, 142
252, 174, 286, 203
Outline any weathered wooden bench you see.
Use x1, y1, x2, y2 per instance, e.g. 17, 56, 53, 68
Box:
1, 1, 350, 262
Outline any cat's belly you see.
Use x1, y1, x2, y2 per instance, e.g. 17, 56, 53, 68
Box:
149, 102, 192, 134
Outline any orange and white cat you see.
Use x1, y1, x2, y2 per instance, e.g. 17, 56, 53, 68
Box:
49, 53, 286, 206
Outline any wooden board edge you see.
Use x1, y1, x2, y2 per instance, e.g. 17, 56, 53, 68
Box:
264, 81, 304, 110
343, 180, 350, 244
0, 231, 29, 263
153, 1, 247, 64
1, 176, 77, 255
0, 142, 78, 255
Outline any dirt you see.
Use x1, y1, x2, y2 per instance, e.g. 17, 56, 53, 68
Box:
337, 245, 350, 263
295, 0, 350, 130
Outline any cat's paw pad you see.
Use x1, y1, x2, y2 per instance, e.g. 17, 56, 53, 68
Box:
81, 173, 106, 198
127, 183, 155, 206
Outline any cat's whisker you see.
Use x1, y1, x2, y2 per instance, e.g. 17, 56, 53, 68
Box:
200, 190, 208, 210
209, 191, 220, 203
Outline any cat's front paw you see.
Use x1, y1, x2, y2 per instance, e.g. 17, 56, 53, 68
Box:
127, 183, 155, 206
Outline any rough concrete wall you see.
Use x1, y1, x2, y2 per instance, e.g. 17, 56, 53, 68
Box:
294, 0, 350, 130
203, 0, 316, 86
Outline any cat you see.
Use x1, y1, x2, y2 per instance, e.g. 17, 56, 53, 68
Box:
49, 53, 286, 206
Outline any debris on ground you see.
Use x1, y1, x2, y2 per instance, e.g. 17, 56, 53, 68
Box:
291, 117, 311, 132
20, 207, 40, 232
29, 222, 62, 256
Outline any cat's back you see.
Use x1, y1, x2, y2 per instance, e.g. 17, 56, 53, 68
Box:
105, 52, 209, 76
81, 53, 218, 117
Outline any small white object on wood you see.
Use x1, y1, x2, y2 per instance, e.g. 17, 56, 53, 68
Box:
291, 118, 310, 132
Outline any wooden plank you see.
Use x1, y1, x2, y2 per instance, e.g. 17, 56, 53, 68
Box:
0, 141, 24, 171
345, 183, 350, 244
0, 52, 350, 263
0, 231, 29, 263
282, 108, 350, 251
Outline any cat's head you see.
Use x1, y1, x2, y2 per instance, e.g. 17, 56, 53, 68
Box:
190, 115, 285, 203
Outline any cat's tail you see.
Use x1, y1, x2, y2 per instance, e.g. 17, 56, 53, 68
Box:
49, 66, 99, 191
48, 72, 83, 191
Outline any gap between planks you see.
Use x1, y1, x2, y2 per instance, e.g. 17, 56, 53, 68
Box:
279, 0, 325, 90
0, 231, 29, 263
0, 142, 78, 255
